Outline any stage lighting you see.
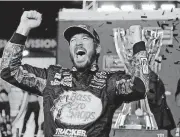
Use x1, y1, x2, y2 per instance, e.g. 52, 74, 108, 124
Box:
23, 50, 29, 56
142, 3, 156, 10
97, 5, 120, 12
120, 5, 134, 11
161, 4, 175, 10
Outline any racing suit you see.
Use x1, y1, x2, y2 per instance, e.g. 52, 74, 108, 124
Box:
0, 33, 146, 137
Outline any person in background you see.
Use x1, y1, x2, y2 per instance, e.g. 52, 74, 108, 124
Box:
0, 80, 12, 137
21, 94, 40, 137
175, 79, 180, 107
148, 71, 176, 137
175, 78, 180, 131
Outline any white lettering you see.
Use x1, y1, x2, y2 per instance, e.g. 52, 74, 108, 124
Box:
93, 76, 105, 83
44, 39, 51, 48
157, 133, 164, 137
54, 73, 61, 79
96, 72, 107, 79
89, 84, 101, 89
81, 130, 86, 136
51, 80, 61, 85
55, 128, 63, 135
0, 39, 56, 49
54, 128, 87, 137
26, 39, 57, 49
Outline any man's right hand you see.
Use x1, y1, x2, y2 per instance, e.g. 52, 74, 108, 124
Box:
16, 10, 42, 36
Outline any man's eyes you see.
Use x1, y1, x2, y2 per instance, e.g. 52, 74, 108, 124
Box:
70, 36, 89, 42
82, 36, 89, 40
70, 38, 76, 43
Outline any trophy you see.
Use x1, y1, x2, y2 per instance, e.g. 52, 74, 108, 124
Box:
113, 27, 163, 130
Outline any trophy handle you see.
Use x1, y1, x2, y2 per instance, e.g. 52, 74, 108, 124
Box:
113, 28, 129, 73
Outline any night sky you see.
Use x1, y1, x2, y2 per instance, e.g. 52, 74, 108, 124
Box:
0, 1, 178, 39
0, 1, 82, 39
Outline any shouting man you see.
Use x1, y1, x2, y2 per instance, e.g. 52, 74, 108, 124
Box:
1, 11, 147, 137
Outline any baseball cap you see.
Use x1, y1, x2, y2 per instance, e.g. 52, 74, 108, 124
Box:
64, 24, 100, 44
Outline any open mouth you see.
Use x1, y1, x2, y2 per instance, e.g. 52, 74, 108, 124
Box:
75, 49, 87, 63
76, 49, 86, 56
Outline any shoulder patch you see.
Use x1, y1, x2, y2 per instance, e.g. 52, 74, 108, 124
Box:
49, 65, 69, 71
95, 71, 107, 79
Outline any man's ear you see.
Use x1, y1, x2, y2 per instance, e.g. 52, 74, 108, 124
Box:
96, 44, 101, 54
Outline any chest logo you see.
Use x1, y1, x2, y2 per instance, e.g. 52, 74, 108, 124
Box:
50, 90, 103, 125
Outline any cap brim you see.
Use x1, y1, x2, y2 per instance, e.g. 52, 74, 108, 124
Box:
64, 26, 94, 43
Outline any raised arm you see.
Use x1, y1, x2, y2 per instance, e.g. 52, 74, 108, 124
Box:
0, 11, 47, 96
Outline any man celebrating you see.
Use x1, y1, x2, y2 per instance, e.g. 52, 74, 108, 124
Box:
1, 11, 147, 137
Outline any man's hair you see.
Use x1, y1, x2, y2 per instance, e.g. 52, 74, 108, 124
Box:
93, 39, 100, 64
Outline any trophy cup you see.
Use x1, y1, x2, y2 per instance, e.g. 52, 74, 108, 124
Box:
113, 27, 163, 130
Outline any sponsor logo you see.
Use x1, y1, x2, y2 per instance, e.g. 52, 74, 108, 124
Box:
0, 39, 57, 49
140, 57, 148, 74
89, 73, 106, 89
54, 73, 62, 80
92, 76, 105, 83
51, 79, 61, 86
63, 71, 71, 76
96, 72, 107, 79
51, 73, 72, 87
54, 128, 87, 137
89, 84, 102, 89
50, 90, 102, 125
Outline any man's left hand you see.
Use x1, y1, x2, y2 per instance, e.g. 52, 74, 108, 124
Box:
116, 78, 134, 95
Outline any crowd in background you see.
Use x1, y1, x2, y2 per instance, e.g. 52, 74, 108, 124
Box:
0, 79, 44, 137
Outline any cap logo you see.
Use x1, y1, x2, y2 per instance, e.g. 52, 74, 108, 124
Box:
78, 25, 89, 30
64, 24, 100, 44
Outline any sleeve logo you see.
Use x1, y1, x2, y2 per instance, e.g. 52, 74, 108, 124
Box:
140, 57, 148, 74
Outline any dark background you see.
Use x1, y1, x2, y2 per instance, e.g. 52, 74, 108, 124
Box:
0, 1, 82, 39
0, 1, 178, 39
0, 1, 83, 57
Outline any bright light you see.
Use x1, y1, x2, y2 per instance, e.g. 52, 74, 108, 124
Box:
161, 4, 175, 10
142, 3, 156, 10
121, 5, 134, 11
23, 50, 29, 56
97, 5, 120, 12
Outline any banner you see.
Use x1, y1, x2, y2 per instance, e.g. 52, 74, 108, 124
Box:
0, 39, 57, 49
0, 39, 57, 57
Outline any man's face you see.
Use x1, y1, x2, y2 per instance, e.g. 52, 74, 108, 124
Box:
69, 33, 97, 69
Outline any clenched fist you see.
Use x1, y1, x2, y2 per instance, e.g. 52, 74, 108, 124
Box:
16, 10, 42, 36
116, 78, 134, 95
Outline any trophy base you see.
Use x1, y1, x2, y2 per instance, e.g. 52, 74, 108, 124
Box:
110, 129, 168, 137
122, 125, 143, 129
